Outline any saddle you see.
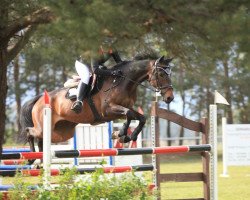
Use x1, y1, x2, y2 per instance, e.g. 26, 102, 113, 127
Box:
64, 74, 105, 122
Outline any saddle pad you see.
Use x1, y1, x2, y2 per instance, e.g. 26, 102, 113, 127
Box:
65, 88, 77, 100
64, 79, 79, 88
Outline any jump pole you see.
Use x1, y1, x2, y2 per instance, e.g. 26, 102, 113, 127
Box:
0, 145, 211, 160
43, 90, 51, 188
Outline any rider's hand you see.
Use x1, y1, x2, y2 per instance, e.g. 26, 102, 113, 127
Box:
112, 70, 123, 76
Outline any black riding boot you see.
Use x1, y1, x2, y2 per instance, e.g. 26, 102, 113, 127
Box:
71, 82, 88, 114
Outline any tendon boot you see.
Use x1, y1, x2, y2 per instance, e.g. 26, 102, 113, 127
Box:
71, 82, 88, 114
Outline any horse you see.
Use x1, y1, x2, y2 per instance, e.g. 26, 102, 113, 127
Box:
19, 55, 174, 164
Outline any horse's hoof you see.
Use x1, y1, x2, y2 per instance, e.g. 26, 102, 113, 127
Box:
33, 164, 42, 169
118, 130, 127, 137
112, 131, 119, 139
119, 135, 131, 143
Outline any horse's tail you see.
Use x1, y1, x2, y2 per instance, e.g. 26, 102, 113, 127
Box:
18, 95, 42, 143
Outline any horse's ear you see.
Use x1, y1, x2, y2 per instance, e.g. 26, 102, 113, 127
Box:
166, 58, 173, 63
165, 57, 173, 66
157, 56, 165, 63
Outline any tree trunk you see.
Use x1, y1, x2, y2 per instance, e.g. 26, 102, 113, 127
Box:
62, 65, 67, 83
35, 66, 40, 96
14, 56, 21, 137
0, 49, 8, 154
0, 5, 54, 154
179, 92, 185, 146
222, 60, 233, 124
205, 85, 210, 116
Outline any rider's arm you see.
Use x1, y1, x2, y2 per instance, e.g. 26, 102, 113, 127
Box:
93, 65, 113, 76
91, 46, 123, 76
110, 48, 122, 63
93, 65, 122, 77
97, 46, 122, 64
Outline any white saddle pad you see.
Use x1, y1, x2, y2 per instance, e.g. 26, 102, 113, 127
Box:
68, 88, 78, 96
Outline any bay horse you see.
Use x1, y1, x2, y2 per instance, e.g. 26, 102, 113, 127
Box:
19, 55, 174, 164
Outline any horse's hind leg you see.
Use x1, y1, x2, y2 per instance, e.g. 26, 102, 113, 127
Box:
25, 127, 42, 165
27, 134, 36, 165
38, 139, 43, 152
37, 138, 43, 168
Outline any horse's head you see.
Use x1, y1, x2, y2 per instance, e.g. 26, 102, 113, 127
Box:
148, 56, 174, 104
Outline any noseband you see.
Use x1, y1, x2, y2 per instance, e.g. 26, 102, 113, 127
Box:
149, 60, 173, 92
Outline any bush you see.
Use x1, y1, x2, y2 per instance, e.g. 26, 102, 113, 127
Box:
4, 168, 154, 200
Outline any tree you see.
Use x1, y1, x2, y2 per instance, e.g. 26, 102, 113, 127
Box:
0, 1, 54, 154
2, 0, 249, 147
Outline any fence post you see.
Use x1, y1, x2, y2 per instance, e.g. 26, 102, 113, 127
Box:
220, 117, 229, 177
151, 101, 161, 200
43, 90, 51, 188
209, 104, 217, 200
201, 118, 210, 200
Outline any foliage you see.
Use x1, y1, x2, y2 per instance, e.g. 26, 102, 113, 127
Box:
2, 0, 250, 143
4, 168, 153, 200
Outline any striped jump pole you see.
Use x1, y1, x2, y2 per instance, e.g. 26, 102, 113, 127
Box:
2, 160, 26, 165
0, 145, 211, 160
0, 185, 38, 191
0, 164, 154, 177
0, 165, 31, 170
3, 148, 30, 153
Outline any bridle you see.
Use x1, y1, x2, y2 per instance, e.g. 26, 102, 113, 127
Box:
149, 59, 173, 92
104, 59, 173, 93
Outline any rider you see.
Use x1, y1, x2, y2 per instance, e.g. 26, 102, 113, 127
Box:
71, 45, 123, 114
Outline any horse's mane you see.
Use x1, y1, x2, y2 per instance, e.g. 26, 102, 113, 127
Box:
112, 61, 131, 69
133, 51, 159, 61
112, 52, 158, 70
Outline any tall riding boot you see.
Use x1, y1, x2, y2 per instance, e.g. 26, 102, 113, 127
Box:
71, 82, 88, 114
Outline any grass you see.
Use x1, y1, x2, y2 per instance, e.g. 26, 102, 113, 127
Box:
147, 154, 250, 200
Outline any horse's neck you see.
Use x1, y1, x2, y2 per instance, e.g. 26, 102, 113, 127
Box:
126, 60, 149, 83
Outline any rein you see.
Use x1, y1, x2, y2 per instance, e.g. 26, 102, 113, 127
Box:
104, 59, 173, 94
119, 75, 159, 92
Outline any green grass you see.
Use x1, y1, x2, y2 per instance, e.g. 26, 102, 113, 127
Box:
150, 154, 250, 200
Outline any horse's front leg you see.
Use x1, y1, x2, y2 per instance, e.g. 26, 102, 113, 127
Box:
106, 104, 132, 143
127, 109, 146, 141
106, 105, 146, 143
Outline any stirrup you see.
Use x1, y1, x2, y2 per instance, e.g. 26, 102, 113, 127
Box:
71, 100, 83, 110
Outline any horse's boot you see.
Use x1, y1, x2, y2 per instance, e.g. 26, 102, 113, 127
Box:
71, 82, 88, 114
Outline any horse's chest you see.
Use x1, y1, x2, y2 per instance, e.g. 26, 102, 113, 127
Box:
116, 96, 135, 108
107, 87, 136, 107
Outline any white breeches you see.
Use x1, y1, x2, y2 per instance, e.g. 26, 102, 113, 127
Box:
75, 60, 91, 84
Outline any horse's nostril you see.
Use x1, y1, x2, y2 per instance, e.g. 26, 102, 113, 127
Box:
166, 96, 174, 103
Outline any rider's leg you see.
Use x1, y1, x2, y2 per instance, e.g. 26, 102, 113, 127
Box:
71, 81, 88, 113
71, 60, 90, 114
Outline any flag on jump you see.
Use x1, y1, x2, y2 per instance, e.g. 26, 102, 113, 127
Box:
214, 90, 229, 105
44, 90, 50, 105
